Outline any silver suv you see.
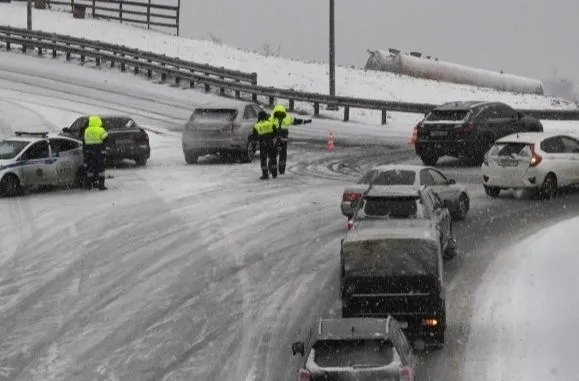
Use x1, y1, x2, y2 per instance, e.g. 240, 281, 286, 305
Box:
182, 100, 263, 164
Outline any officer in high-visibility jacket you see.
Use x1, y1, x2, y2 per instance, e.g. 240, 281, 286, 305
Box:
270, 104, 312, 175
252, 111, 278, 180
83, 115, 109, 190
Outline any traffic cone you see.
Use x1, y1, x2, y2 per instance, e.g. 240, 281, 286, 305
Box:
327, 129, 335, 152
409, 126, 418, 145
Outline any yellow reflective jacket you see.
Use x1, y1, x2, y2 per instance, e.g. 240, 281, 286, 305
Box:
252, 119, 275, 140
84, 115, 109, 145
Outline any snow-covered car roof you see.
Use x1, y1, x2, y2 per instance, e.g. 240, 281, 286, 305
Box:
371, 164, 429, 172
316, 317, 392, 341
496, 132, 562, 145
195, 99, 260, 110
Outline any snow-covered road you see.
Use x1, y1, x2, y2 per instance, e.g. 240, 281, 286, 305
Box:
462, 216, 579, 381
2, 51, 579, 381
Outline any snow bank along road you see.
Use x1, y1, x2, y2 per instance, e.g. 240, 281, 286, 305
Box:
1, 52, 579, 381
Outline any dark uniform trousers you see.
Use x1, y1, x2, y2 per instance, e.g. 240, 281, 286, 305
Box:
259, 137, 278, 177
84, 143, 105, 188
277, 129, 289, 175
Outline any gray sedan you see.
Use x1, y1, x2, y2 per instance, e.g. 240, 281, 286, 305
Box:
340, 164, 470, 221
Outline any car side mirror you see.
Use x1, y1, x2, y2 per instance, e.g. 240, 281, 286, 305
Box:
292, 341, 305, 357
447, 178, 456, 185
62, 127, 71, 133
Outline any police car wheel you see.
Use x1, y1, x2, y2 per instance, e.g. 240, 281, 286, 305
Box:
0, 174, 21, 197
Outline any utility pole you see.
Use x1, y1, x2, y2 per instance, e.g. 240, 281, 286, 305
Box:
328, 0, 338, 110
27, 0, 32, 30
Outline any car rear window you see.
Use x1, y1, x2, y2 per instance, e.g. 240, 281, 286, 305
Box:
488, 142, 531, 157
356, 169, 416, 185
101, 118, 136, 130
361, 196, 424, 219
313, 339, 394, 368
0, 139, 29, 160
425, 110, 469, 122
191, 109, 238, 122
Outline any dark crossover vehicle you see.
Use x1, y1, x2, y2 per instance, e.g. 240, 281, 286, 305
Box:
412, 101, 543, 165
60, 115, 151, 166
291, 317, 417, 381
346, 185, 457, 260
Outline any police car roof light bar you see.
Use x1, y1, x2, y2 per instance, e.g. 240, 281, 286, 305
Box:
14, 131, 49, 138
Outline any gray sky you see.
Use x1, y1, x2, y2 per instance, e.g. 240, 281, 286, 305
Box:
181, 0, 577, 90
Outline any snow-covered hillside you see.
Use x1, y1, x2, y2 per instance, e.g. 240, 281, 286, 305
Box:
0, 3, 573, 113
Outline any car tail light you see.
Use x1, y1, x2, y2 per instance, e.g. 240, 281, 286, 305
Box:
529, 144, 542, 167
399, 366, 413, 381
342, 192, 361, 202
136, 129, 149, 143
409, 126, 418, 145
460, 123, 474, 132
347, 220, 354, 231
423, 318, 439, 327
298, 369, 310, 381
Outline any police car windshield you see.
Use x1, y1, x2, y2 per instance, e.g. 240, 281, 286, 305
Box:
0, 139, 29, 160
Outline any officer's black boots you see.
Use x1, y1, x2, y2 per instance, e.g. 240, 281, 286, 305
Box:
98, 176, 108, 191
260, 172, 269, 180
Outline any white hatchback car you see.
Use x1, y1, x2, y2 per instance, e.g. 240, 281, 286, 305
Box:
481, 132, 579, 199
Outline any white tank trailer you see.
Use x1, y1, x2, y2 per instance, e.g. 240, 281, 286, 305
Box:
365, 49, 544, 95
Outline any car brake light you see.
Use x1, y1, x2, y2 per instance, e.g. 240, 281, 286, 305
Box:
399, 366, 413, 381
298, 369, 310, 381
347, 220, 354, 231
424, 318, 439, 327
409, 126, 418, 145
460, 123, 474, 132
137, 129, 149, 142
529, 144, 542, 167
342, 192, 361, 202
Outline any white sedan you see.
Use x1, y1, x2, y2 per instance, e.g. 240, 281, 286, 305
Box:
481, 132, 579, 199
340, 164, 470, 220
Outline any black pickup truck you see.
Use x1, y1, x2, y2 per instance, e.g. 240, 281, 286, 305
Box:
60, 115, 151, 166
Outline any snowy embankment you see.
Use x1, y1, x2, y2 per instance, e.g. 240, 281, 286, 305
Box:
0, 5, 576, 113
462, 215, 579, 381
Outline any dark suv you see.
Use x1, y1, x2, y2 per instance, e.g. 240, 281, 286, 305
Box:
413, 101, 543, 165
60, 115, 151, 166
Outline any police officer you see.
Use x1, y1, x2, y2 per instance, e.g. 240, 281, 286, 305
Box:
83, 115, 109, 190
270, 104, 312, 175
252, 111, 278, 180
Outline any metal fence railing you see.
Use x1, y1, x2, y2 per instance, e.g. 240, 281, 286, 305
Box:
47, 0, 180, 35
1, 26, 579, 124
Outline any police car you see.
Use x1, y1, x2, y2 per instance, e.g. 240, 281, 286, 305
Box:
0, 131, 86, 197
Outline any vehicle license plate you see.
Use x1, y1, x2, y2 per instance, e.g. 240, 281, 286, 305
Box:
498, 158, 518, 167
430, 131, 448, 137
399, 322, 409, 329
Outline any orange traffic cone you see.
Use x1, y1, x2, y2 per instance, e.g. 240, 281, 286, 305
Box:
327, 129, 335, 152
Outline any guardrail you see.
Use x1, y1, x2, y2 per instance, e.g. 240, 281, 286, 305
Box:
0, 26, 257, 86
1, 26, 579, 123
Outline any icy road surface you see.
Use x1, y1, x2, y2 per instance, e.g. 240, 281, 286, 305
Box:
2, 52, 579, 381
